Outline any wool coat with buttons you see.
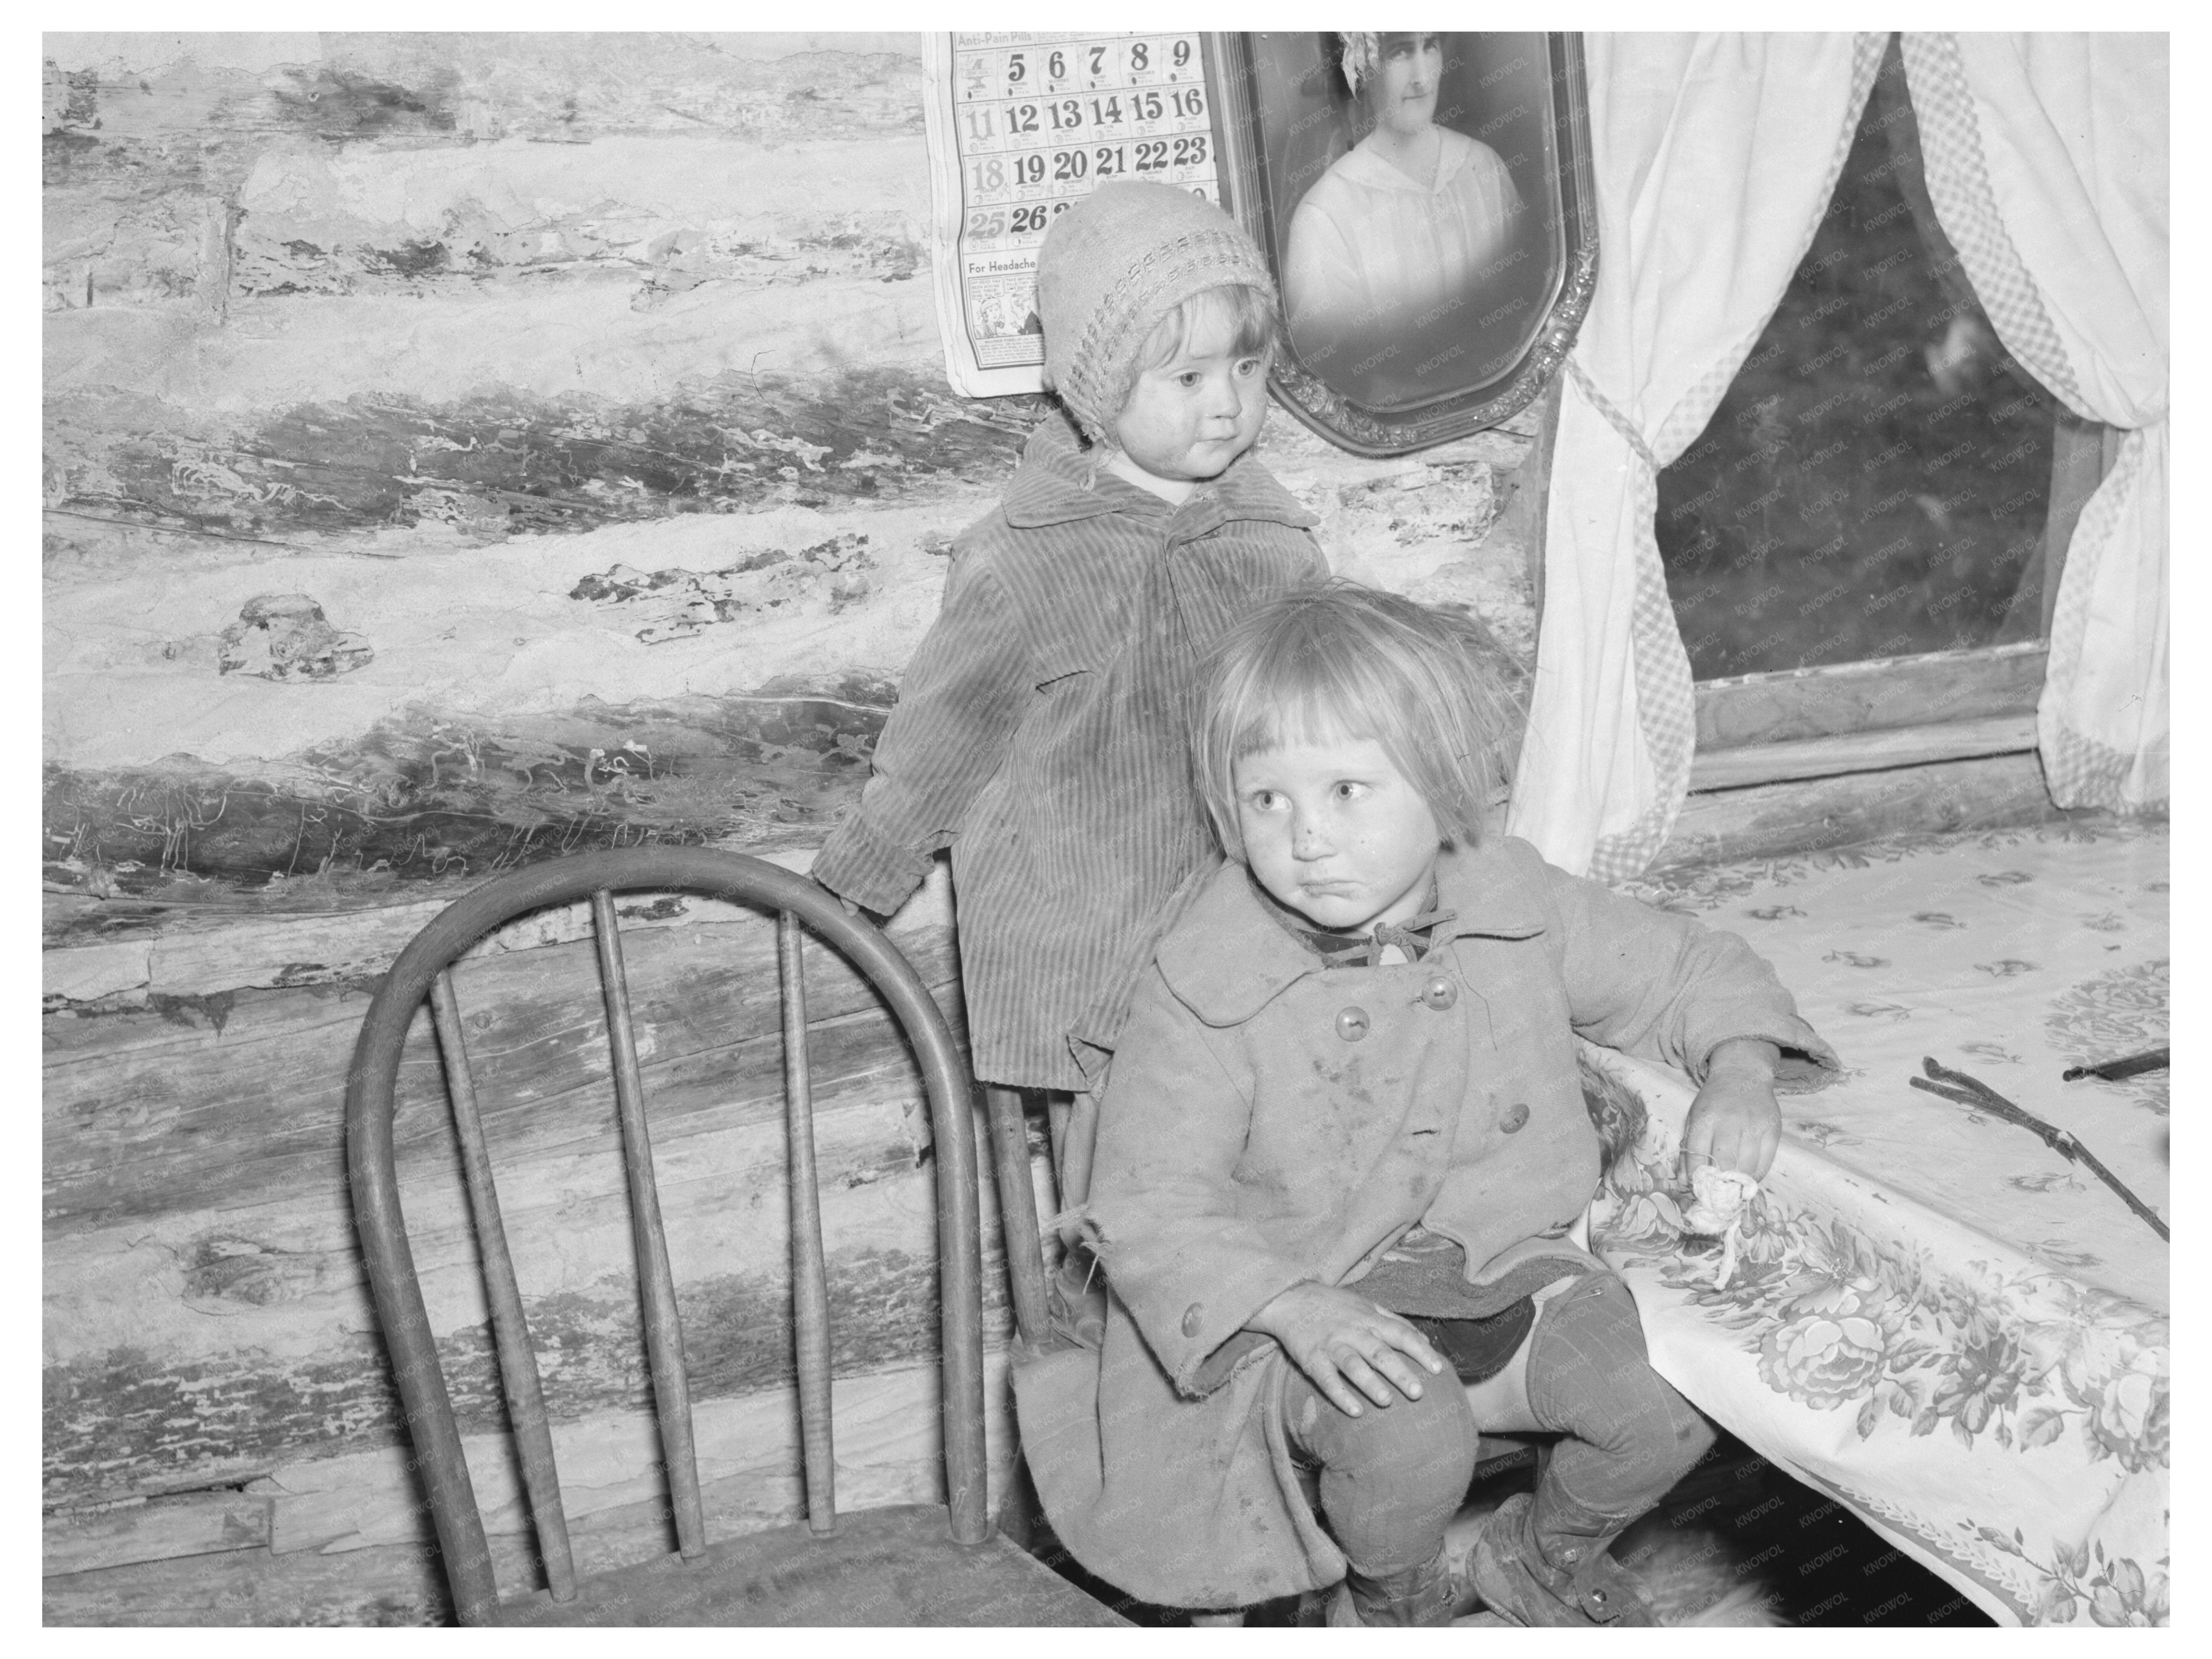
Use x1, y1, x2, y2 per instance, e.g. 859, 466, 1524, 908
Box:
1011, 834, 1837, 1609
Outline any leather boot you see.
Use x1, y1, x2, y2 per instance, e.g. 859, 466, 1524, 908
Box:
1328, 1539, 1470, 1628
1470, 1490, 1658, 1627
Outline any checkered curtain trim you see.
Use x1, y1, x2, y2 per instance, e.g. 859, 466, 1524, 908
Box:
2043, 719, 2142, 810
1903, 32, 2154, 812
1580, 32, 1889, 886
1563, 361, 1685, 887
1897, 34, 2088, 418
2038, 425, 2155, 810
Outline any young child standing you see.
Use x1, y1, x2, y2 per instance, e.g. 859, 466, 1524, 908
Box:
813, 182, 1325, 1215
1013, 584, 1837, 1626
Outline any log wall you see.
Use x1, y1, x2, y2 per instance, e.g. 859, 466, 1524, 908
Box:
43, 34, 1539, 888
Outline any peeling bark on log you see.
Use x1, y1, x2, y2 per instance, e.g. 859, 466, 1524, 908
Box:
43, 684, 896, 898
47, 371, 1044, 543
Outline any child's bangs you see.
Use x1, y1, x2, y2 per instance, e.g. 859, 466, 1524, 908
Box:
1215, 282, 1278, 358
1224, 620, 1395, 765
1194, 582, 1520, 857
1134, 283, 1278, 372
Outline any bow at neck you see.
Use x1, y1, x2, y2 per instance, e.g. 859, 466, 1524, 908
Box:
1258, 878, 1457, 968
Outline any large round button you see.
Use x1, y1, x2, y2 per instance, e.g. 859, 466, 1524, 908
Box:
1500, 1103, 1531, 1133
1420, 975, 1457, 1012
1334, 1006, 1370, 1042
1181, 1303, 1204, 1337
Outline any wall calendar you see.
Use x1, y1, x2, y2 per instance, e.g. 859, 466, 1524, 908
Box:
924, 31, 1225, 398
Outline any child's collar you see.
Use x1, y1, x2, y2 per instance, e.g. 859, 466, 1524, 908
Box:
1255, 875, 1457, 969
1159, 839, 1549, 1028
1001, 416, 1318, 534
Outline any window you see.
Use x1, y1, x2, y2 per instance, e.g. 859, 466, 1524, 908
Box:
1653, 38, 2105, 790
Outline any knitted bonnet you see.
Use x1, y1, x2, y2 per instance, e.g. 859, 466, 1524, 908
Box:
1035, 181, 1277, 444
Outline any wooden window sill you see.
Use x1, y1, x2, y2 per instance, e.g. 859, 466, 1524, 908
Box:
1690, 642, 2044, 794
1690, 711, 2037, 792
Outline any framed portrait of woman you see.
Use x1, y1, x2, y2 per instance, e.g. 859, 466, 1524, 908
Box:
1212, 31, 1598, 455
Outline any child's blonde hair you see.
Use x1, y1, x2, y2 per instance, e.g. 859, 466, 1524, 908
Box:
1129, 283, 1278, 384
1190, 581, 1523, 859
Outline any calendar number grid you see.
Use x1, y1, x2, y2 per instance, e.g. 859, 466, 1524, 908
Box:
945, 32, 1222, 368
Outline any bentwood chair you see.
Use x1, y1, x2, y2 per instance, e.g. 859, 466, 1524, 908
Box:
344, 846, 1123, 1626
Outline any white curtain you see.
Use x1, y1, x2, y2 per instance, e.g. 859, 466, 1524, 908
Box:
1508, 33, 1887, 879
1901, 33, 2168, 813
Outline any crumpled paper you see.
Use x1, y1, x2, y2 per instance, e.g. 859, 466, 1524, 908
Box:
1678, 1166, 1760, 1289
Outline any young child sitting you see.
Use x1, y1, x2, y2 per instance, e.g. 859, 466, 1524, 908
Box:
1012, 583, 1837, 1626
813, 182, 1325, 1251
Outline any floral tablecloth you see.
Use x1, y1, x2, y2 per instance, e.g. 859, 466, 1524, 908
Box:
1590, 820, 2169, 1627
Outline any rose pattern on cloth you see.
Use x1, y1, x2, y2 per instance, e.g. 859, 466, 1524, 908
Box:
1758, 1306, 1888, 1409
1591, 819, 2166, 1627
1600, 1148, 2168, 1467
1596, 1119, 2168, 1626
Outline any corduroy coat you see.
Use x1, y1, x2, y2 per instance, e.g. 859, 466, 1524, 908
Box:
811, 415, 1325, 1089
1013, 835, 1836, 1608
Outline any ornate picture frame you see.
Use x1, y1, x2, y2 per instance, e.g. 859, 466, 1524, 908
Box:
1210, 31, 1599, 456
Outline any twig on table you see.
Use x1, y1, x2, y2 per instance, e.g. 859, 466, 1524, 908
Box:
2061, 1046, 2169, 1083
1910, 1058, 2168, 1242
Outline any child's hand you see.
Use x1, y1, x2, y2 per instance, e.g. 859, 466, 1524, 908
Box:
1684, 1037, 1783, 1180
1247, 1282, 1445, 1416
810, 870, 864, 920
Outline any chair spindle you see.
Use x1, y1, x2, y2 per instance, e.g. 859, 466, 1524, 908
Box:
982, 1087, 1050, 1350
589, 890, 709, 1561
777, 911, 839, 1535
430, 971, 579, 1602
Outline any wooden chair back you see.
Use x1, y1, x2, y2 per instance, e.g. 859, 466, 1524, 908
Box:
344, 847, 1053, 1623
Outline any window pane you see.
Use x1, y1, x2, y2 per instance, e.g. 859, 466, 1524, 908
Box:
1656, 39, 2057, 683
